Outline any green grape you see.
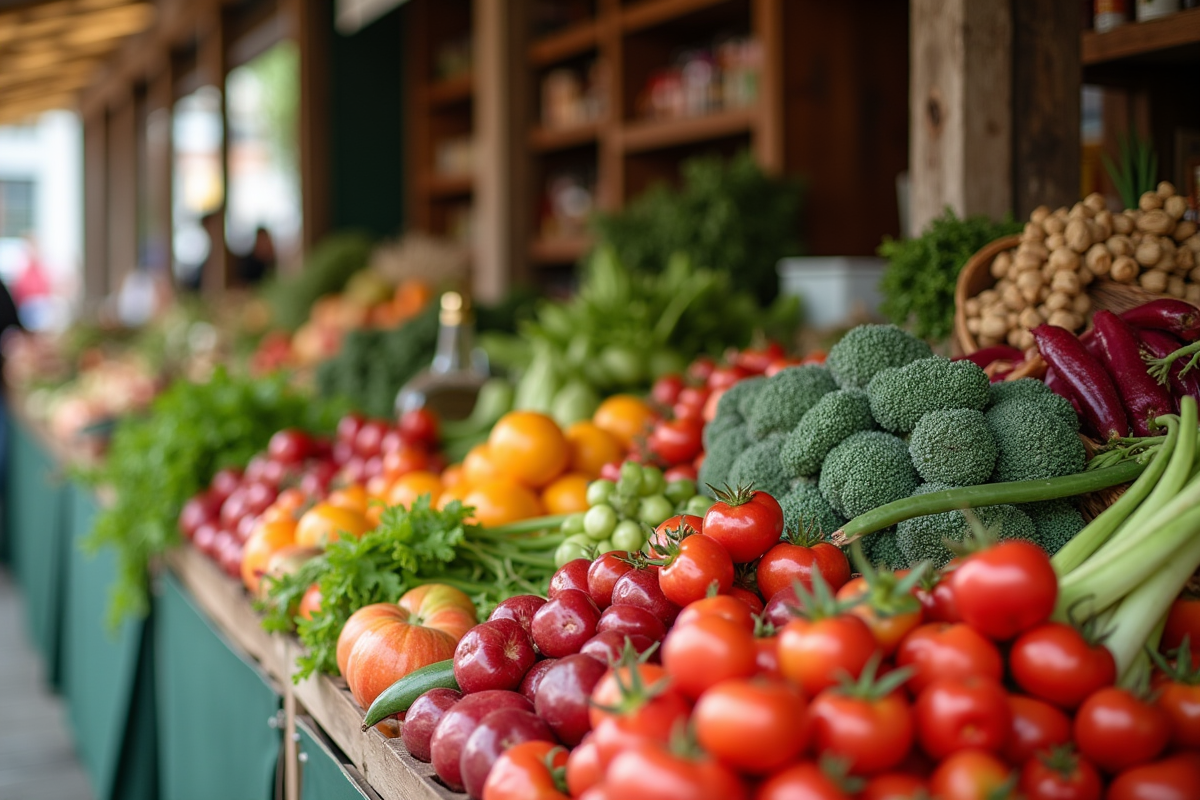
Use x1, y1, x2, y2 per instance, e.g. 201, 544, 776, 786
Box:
555, 540, 592, 568
593, 538, 615, 555
611, 519, 646, 552
583, 504, 618, 541
638, 495, 675, 526
586, 479, 616, 507
639, 466, 665, 497
618, 461, 644, 495
664, 479, 697, 506
685, 495, 715, 516
561, 512, 586, 535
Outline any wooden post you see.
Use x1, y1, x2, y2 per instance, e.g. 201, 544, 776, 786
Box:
147, 56, 175, 280
292, 0, 331, 254
909, 0, 1013, 236
198, 2, 229, 292
83, 110, 109, 305
107, 92, 138, 296
752, 0, 784, 175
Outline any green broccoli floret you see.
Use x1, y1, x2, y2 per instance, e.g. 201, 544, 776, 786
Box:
703, 412, 744, 451
896, 484, 1035, 568
1018, 499, 1086, 556
985, 398, 1086, 482
698, 424, 752, 495
861, 528, 910, 570
867, 357, 991, 433
990, 385, 1080, 433
779, 482, 845, 538
826, 324, 934, 390
715, 376, 767, 422
745, 366, 838, 440
908, 408, 998, 486
727, 433, 790, 499
779, 389, 876, 478
987, 378, 1053, 408
819, 431, 919, 519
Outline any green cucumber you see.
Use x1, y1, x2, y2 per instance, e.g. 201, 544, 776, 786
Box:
360, 659, 459, 731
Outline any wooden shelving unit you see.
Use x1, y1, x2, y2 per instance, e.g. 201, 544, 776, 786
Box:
529, 236, 593, 263
1082, 7, 1200, 66
619, 106, 758, 154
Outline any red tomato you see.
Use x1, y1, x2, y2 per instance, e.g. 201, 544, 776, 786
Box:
336, 413, 366, 443
1019, 748, 1102, 800
687, 356, 715, 385
728, 586, 764, 615
675, 594, 755, 632
733, 343, 785, 374
950, 541, 1057, 640
754, 634, 781, 677
648, 418, 704, 466
1161, 596, 1200, 660
929, 750, 1013, 800
778, 614, 879, 697
664, 464, 698, 483
1073, 687, 1169, 773
651, 374, 685, 408
606, 741, 747, 800
648, 515, 704, 556
589, 663, 691, 768
837, 577, 924, 657
565, 738, 602, 797
658, 534, 734, 607
693, 678, 808, 774
912, 570, 961, 623
809, 687, 914, 775
482, 741, 568, 800
756, 763, 853, 800
702, 489, 784, 563
661, 614, 756, 700
1009, 623, 1116, 710
398, 408, 440, 447
673, 387, 710, 423
1106, 753, 1200, 800
861, 773, 928, 800
895, 623, 1003, 695
267, 429, 314, 465
914, 677, 1011, 759
1004, 695, 1073, 766
1155, 677, 1200, 749
757, 539, 850, 599
707, 365, 749, 392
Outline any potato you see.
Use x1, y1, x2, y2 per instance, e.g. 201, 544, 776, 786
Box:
1007, 311, 1019, 328
1187, 284, 1200, 304
1066, 219, 1092, 253
1002, 284, 1026, 311
1045, 291, 1072, 311
1023, 222, 1046, 242
1047, 310, 1083, 330
1015, 251, 1043, 272
1087, 219, 1106, 244
1139, 269, 1170, 294
1078, 266, 1095, 286
1094, 210, 1114, 239
1085, 192, 1107, 213
1106, 235, 1133, 257
1030, 205, 1051, 225
1112, 213, 1135, 235
1111, 256, 1139, 283
1049, 248, 1081, 272
978, 289, 999, 306
1086, 243, 1113, 275
1140, 192, 1164, 211
1136, 238, 1163, 267
1168, 276, 1187, 298
1051, 271, 1081, 294
1044, 215, 1067, 235
967, 317, 982, 335
980, 314, 1009, 339
1172, 221, 1196, 242
1137, 209, 1174, 235
1158, 181, 1177, 197
1188, 234, 1200, 254
965, 297, 982, 317
1072, 293, 1092, 315
1175, 246, 1195, 271
1165, 195, 1188, 221
1018, 307, 1044, 329
1069, 203, 1093, 221
1046, 232, 1067, 251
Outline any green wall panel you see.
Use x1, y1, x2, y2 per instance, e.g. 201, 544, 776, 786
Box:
297, 719, 376, 800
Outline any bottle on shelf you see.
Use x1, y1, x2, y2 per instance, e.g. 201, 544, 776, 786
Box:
395, 290, 490, 421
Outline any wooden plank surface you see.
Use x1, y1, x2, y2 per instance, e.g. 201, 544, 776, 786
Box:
1082, 7, 1200, 65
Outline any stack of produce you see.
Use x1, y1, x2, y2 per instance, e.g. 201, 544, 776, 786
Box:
963, 183, 1200, 349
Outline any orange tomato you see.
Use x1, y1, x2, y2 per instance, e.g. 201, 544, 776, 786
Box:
464, 478, 544, 526
382, 445, 432, 479
488, 411, 570, 488
565, 421, 624, 478
241, 519, 298, 594
462, 443, 501, 486
387, 470, 444, 509
593, 395, 657, 449
298, 583, 323, 620
327, 484, 369, 514
295, 503, 371, 548
441, 463, 466, 489
541, 473, 591, 515
436, 483, 472, 511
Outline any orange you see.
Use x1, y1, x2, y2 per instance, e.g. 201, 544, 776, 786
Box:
387, 470, 444, 510
487, 411, 569, 488
593, 395, 657, 449
295, 503, 372, 548
441, 463, 466, 489
327, 484, 369, 514
464, 478, 544, 527
565, 421, 625, 478
541, 472, 591, 515
366, 473, 391, 500
241, 519, 298, 594
462, 443, 501, 487
436, 482, 472, 511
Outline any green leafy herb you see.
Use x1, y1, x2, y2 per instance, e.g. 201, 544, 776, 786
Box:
81, 368, 346, 625
878, 208, 1022, 340
1102, 131, 1159, 210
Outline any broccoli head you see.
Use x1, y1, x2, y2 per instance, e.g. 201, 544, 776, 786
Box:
985, 397, 1086, 482
698, 423, 752, 496
715, 376, 767, 423
896, 484, 1035, 568
826, 324, 934, 390
779, 388, 875, 478
989, 384, 1080, 433
703, 412, 744, 451
1018, 499, 1086, 556
987, 377, 1053, 408
861, 528, 910, 571
726, 433, 790, 499
819, 431, 920, 519
745, 365, 838, 440
908, 408, 998, 486
779, 481, 845, 538
867, 357, 991, 433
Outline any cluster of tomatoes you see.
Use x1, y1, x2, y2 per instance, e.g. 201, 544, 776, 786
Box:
640, 343, 822, 479
448, 488, 1200, 800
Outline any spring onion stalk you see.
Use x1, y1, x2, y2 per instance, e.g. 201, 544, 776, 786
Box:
830, 459, 1147, 546
1051, 416, 1180, 575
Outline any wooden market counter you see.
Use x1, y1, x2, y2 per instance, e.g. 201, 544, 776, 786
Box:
3, 414, 453, 800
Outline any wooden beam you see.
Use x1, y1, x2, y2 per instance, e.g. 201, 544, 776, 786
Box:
83, 109, 109, 303
909, 0, 1013, 235
292, 0, 331, 254
751, 0, 783, 174
146, 58, 174, 279
197, 0, 229, 293
106, 91, 138, 296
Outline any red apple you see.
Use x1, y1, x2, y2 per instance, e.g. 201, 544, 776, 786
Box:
580, 631, 656, 665
517, 658, 559, 703
531, 589, 601, 658
453, 619, 537, 694
534, 654, 607, 746
209, 467, 243, 504
586, 554, 634, 609
268, 428, 313, 465
402, 688, 462, 762
180, 491, 220, 539
430, 690, 532, 791
355, 419, 389, 458
595, 604, 667, 642
460, 708, 556, 799
549, 559, 592, 598
611, 568, 680, 626
488, 595, 547, 639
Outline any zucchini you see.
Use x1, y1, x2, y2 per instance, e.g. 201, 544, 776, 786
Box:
360, 659, 459, 731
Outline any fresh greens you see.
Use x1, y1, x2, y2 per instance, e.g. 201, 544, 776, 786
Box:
82, 369, 345, 624
260, 498, 565, 680
592, 151, 803, 305
261, 231, 374, 330
1102, 131, 1159, 211
878, 209, 1022, 340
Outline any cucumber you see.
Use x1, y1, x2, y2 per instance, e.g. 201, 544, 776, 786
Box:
360, 659, 459, 731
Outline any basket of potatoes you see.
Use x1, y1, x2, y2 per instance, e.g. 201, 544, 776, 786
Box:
955, 182, 1200, 355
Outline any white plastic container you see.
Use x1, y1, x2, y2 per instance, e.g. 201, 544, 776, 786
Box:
777, 257, 888, 330
1137, 0, 1179, 21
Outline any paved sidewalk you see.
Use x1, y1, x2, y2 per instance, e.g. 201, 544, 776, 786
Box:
0, 569, 93, 800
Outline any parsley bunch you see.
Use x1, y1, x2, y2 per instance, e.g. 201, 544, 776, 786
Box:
261, 497, 564, 680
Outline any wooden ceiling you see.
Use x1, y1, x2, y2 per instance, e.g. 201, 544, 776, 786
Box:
0, 0, 155, 124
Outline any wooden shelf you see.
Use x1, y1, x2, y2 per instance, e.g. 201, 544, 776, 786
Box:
530, 236, 592, 263
620, 0, 734, 33
529, 122, 601, 152
424, 173, 474, 197
425, 74, 472, 106
528, 19, 599, 66
1082, 8, 1200, 65
619, 106, 756, 153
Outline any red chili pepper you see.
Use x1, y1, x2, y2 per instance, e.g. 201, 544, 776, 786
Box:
1044, 366, 1083, 415
1137, 327, 1200, 402
955, 345, 1024, 370
1031, 324, 1130, 440
1121, 299, 1200, 342
1091, 310, 1177, 434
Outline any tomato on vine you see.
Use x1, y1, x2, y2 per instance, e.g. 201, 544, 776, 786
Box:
1019, 746, 1102, 800
1161, 595, 1200, 659
656, 533, 734, 607
757, 520, 850, 600
1004, 695, 1073, 766
950, 539, 1057, 641
914, 676, 1011, 759
605, 740, 748, 800
1150, 639, 1200, 750
776, 572, 880, 697
928, 750, 1013, 800
895, 622, 1003, 695
481, 741, 569, 800
835, 559, 927, 656
1073, 687, 1170, 774
693, 677, 809, 774
701, 485, 784, 563
807, 655, 915, 776
1009, 619, 1116, 710
589, 648, 691, 768
661, 613, 757, 700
